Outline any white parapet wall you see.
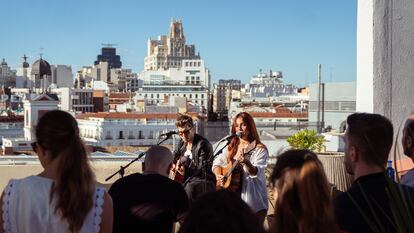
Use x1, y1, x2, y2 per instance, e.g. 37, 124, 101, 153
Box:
0, 156, 143, 191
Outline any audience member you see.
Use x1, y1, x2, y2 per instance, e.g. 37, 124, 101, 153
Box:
401, 113, 414, 187
0, 110, 113, 233
178, 189, 266, 233
334, 113, 414, 233
109, 146, 188, 233
270, 149, 339, 233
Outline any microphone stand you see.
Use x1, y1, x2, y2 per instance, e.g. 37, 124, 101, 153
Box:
105, 135, 172, 182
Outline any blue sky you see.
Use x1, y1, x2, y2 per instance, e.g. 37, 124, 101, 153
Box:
0, 0, 357, 87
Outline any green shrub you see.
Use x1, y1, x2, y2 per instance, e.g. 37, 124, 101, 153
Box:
286, 129, 325, 152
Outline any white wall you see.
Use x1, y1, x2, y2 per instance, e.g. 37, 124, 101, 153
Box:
357, 0, 414, 131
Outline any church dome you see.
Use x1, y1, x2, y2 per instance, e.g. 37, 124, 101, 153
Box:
31, 58, 51, 77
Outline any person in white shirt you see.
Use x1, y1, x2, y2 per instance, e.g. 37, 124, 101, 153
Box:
213, 112, 269, 224
0, 110, 113, 233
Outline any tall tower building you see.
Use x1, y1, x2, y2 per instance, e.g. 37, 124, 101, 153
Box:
144, 18, 200, 71
94, 46, 122, 69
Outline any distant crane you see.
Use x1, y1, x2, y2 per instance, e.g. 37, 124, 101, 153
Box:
101, 43, 118, 47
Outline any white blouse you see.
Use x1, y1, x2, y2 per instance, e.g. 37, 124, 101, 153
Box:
212, 145, 269, 213
2, 175, 105, 233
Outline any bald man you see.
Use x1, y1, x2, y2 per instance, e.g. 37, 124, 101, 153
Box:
109, 146, 189, 233
401, 114, 414, 188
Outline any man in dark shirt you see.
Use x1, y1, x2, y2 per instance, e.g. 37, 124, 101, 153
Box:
334, 113, 414, 233
172, 114, 216, 203
109, 146, 189, 233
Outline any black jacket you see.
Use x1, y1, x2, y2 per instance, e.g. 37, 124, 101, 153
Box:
173, 133, 216, 183
334, 172, 414, 233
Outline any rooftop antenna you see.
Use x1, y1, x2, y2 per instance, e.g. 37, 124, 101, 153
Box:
101, 43, 118, 48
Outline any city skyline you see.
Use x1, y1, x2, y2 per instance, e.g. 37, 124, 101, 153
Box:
0, 0, 357, 87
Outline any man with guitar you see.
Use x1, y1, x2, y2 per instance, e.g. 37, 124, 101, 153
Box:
171, 114, 216, 203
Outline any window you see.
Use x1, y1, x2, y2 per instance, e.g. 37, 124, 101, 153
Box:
128, 131, 134, 139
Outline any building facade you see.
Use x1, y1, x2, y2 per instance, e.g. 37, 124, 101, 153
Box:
76, 112, 181, 147
94, 46, 122, 69
245, 70, 297, 98
213, 79, 242, 119
51, 88, 94, 113
138, 59, 210, 112
0, 58, 17, 88
50, 65, 73, 88
309, 82, 356, 132
144, 18, 200, 71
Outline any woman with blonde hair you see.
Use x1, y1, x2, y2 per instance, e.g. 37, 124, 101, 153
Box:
0, 110, 113, 233
213, 112, 269, 224
270, 149, 339, 233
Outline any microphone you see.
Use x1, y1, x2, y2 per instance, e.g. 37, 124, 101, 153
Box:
160, 131, 178, 137
220, 131, 243, 142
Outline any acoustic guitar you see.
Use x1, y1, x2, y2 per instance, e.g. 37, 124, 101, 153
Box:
169, 156, 190, 183
216, 145, 256, 191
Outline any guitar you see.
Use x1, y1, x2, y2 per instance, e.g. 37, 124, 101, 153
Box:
169, 156, 190, 183
216, 145, 256, 191
215, 158, 242, 191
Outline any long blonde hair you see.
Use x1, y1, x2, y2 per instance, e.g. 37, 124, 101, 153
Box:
270, 149, 338, 233
36, 110, 95, 233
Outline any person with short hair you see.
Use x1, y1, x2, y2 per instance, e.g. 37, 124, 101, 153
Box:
334, 113, 414, 233
270, 149, 339, 233
109, 146, 188, 233
172, 114, 216, 203
0, 110, 113, 233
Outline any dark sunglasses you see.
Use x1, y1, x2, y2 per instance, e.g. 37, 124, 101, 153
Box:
178, 127, 193, 136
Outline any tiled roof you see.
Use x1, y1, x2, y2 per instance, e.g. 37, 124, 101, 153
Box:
247, 111, 308, 118
109, 93, 130, 99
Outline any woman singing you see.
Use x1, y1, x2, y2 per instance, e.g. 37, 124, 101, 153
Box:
213, 112, 269, 224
